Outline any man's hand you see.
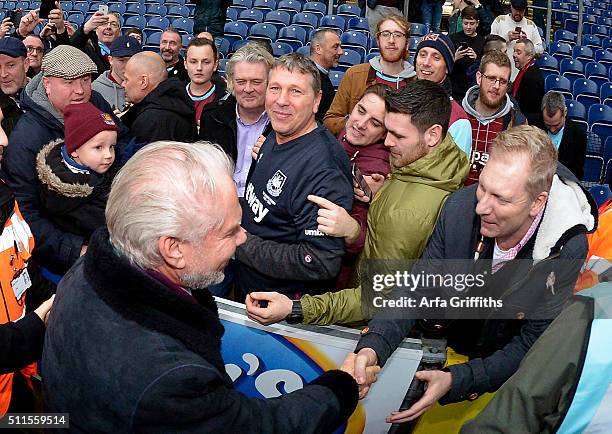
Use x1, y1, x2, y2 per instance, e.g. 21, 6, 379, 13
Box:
251, 134, 265, 160
354, 173, 385, 203
308, 194, 359, 243
18, 9, 41, 37
465, 47, 477, 59
454, 47, 468, 61
508, 30, 522, 41
83, 11, 109, 34
48, 2, 65, 34
0, 18, 13, 38
386, 370, 452, 423
80, 245, 88, 256
245, 291, 293, 325
341, 347, 380, 398
34, 294, 55, 326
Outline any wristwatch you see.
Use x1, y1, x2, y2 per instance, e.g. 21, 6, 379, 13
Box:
285, 300, 303, 324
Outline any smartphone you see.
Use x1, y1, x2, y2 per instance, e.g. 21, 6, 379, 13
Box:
98, 4, 108, 15
8, 9, 23, 26
352, 163, 372, 201
39, 0, 56, 19
459, 42, 468, 51
515, 26, 522, 33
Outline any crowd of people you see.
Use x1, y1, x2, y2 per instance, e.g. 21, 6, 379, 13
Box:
0, 0, 610, 432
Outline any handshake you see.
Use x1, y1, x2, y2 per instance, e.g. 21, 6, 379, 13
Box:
339, 348, 381, 400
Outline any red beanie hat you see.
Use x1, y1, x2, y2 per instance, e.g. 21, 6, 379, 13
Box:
64, 103, 119, 154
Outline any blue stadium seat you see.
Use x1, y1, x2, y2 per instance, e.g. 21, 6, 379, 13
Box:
337, 3, 361, 18
583, 155, 604, 183
590, 24, 608, 38
109, 3, 126, 14
587, 131, 603, 156
277, 25, 307, 49
181, 33, 193, 47
231, 39, 249, 52
238, 8, 264, 25
536, 53, 559, 75
265, 10, 291, 27
574, 78, 600, 110
604, 136, 612, 165
409, 36, 420, 52
329, 70, 344, 87
585, 61, 608, 87
292, 12, 318, 30
296, 45, 310, 56
603, 37, 612, 51
601, 82, 612, 108
217, 38, 231, 58
589, 184, 612, 207
88, 2, 102, 13
320, 15, 346, 31
224, 21, 249, 46
16, 1, 29, 9
166, 0, 187, 5
218, 58, 229, 74
303, 1, 327, 18
339, 48, 362, 67
172, 18, 193, 34
144, 31, 162, 49
554, 29, 576, 43
66, 12, 85, 28
278, 0, 302, 15
545, 74, 573, 98
248, 23, 277, 43
582, 34, 602, 50
168, 5, 189, 18
271, 42, 293, 56
72, 2, 88, 14
232, 0, 253, 10
144, 16, 170, 34
124, 15, 146, 30
60, 1, 72, 11
125, 3, 145, 16
573, 45, 594, 61
410, 23, 428, 37
595, 48, 612, 68
145, 5, 167, 17
253, 0, 277, 13
227, 8, 240, 22
550, 42, 572, 61
366, 52, 378, 62
567, 99, 589, 130
347, 17, 369, 33
341, 31, 368, 58
560, 58, 586, 84
589, 104, 612, 143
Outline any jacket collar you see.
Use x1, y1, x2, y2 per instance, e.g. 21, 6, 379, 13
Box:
84, 228, 228, 375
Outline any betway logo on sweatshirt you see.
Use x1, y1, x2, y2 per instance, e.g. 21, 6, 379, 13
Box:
245, 183, 269, 223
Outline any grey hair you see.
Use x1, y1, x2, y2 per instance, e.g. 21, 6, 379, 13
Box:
310, 28, 340, 56
105, 141, 234, 269
541, 90, 567, 117
226, 42, 274, 95
271, 53, 321, 94
516, 38, 535, 57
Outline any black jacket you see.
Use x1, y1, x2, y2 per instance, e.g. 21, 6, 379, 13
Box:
42, 227, 358, 433
167, 55, 190, 83
514, 64, 545, 124
121, 77, 197, 145
356, 164, 596, 404
317, 69, 335, 121
69, 27, 109, 79
3, 75, 129, 274
199, 95, 272, 164
0, 91, 23, 138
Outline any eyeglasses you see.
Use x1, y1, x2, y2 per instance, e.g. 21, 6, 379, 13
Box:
106, 22, 119, 28
26, 46, 44, 54
482, 73, 509, 87
377, 31, 407, 40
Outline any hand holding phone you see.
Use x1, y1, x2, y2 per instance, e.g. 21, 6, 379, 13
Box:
352, 163, 372, 202
39, 0, 57, 19
98, 4, 108, 15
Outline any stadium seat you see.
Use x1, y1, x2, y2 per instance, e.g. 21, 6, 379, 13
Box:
109, 3, 126, 14
585, 61, 609, 87
574, 78, 600, 110
145, 5, 167, 17
238, 8, 264, 25
366, 52, 378, 62
67, 12, 85, 28
265, 10, 291, 27
218, 58, 229, 74
227, 7, 240, 22
144, 31, 162, 49
271, 42, 293, 56
339, 48, 362, 67
88, 2, 102, 13
601, 82, 612, 108
545, 74, 573, 98
550, 42, 572, 61
536, 53, 559, 75
341, 31, 368, 58
582, 34, 602, 49
347, 17, 369, 33
572, 45, 594, 61
320, 15, 346, 31
248, 23, 277, 43
253, 0, 277, 13
292, 12, 318, 30
595, 48, 612, 68
224, 21, 249, 46
409, 36, 420, 52
277, 25, 307, 49
567, 99, 589, 130
232, 0, 253, 10
124, 15, 146, 30
125, 3, 145, 16
583, 155, 604, 183
168, 5, 189, 18
60, 0, 72, 11
554, 29, 577, 43
296, 45, 310, 57
560, 58, 586, 84
278, 0, 302, 15
329, 69, 344, 87
181, 34, 193, 47
172, 18, 193, 34
217, 38, 231, 58
303, 2, 327, 18
410, 23, 428, 37
590, 24, 608, 38
232, 39, 250, 52
337, 3, 361, 18
604, 136, 612, 164
589, 104, 612, 143
587, 131, 603, 156
144, 17, 170, 36
589, 184, 612, 207
603, 37, 612, 52
72, 2, 88, 14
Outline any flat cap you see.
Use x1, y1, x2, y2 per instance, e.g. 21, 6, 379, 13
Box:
42, 45, 98, 79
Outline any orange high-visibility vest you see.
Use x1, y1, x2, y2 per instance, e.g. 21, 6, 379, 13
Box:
0, 201, 35, 416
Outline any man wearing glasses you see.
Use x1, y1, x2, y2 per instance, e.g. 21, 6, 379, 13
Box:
461, 50, 526, 185
324, 14, 416, 135
23, 35, 43, 77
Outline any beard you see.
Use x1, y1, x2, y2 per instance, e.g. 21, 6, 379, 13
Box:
381, 46, 407, 63
479, 87, 505, 110
180, 269, 225, 290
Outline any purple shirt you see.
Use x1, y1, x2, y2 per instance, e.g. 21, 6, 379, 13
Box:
234, 106, 269, 197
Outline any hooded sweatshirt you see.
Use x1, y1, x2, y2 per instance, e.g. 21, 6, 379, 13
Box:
323, 56, 416, 135
461, 85, 527, 185
92, 71, 126, 111
299, 133, 470, 325
120, 77, 197, 145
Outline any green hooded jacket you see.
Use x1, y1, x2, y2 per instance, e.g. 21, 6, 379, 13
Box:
301, 134, 469, 326
194, 0, 231, 38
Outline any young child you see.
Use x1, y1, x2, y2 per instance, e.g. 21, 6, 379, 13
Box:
36, 102, 119, 247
